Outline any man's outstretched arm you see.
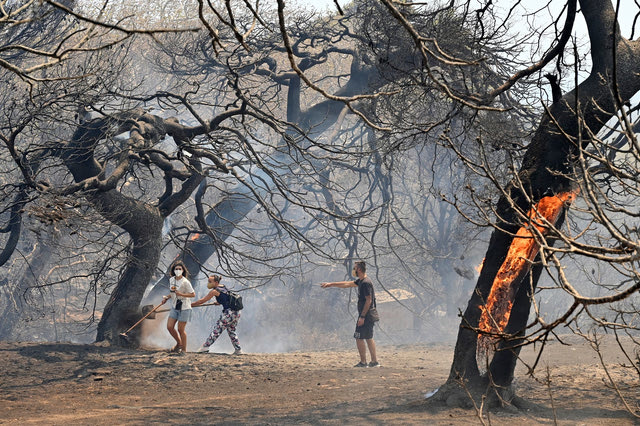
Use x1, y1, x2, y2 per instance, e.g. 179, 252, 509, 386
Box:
321, 280, 357, 288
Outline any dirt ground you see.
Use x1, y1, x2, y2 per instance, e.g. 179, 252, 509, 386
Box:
1, 335, 638, 425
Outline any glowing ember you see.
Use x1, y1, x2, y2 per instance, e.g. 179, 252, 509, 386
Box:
476, 191, 575, 374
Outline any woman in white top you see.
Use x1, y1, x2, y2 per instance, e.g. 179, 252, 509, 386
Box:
163, 261, 195, 354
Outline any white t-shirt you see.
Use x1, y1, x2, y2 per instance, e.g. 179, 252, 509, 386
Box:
170, 276, 194, 310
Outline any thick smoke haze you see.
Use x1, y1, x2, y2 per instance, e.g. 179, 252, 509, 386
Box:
139, 268, 468, 354
4, 242, 635, 351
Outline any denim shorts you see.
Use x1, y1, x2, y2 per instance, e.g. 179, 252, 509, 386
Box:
169, 307, 192, 322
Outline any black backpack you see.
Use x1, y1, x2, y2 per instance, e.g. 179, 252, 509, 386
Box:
228, 290, 243, 311
220, 288, 243, 311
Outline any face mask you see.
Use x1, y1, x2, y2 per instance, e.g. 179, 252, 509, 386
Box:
175, 269, 183, 277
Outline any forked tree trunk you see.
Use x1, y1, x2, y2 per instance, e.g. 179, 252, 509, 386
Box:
431, 0, 640, 408
62, 111, 202, 345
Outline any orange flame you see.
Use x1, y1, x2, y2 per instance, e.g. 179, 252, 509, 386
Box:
476, 191, 575, 373
475, 258, 485, 275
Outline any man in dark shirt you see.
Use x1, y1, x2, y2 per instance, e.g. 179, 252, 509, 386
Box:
321, 261, 379, 367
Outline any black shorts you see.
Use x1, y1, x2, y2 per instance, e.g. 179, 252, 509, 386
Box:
354, 319, 374, 340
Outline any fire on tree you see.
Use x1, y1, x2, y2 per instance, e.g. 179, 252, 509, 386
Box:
476, 191, 577, 374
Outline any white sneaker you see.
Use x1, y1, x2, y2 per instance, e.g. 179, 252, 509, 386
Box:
196, 345, 210, 353
233, 349, 243, 355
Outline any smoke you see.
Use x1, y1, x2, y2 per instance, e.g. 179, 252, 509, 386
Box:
139, 274, 304, 353
140, 267, 466, 353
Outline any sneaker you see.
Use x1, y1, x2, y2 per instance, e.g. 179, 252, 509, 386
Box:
196, 345, 210, 353
354, 362, 368, 368
368, 361, 380, 368
233, 349, 243, 355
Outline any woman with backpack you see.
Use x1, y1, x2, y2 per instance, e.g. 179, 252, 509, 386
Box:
193, 275, 243, 355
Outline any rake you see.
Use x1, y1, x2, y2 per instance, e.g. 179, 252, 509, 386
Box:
119, 301, 219, 341
119, 301, 166, 341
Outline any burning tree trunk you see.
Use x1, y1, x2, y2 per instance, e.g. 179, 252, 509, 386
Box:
475, 191, 575, 374
144, 188, 259, 302
431, 0, 640, 408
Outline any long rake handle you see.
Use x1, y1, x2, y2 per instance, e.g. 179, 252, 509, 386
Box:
152, 302, 219, 314
122, 302, 165, 335
123, 301, 222, 334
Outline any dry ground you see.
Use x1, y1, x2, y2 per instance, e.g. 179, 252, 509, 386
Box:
0, 336, 638, 425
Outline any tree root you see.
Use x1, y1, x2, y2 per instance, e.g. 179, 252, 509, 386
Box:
421, 380, 542, 414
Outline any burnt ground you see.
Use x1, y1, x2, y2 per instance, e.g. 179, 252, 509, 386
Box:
1, 336, 638, 425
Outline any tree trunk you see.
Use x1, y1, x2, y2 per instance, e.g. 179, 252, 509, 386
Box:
0, 238, 53, 339
144, 188, 260, 301
432, 0, 640, 408
93, 190, 164, 343
60, 123, 165, 344
60, 109, 204, 344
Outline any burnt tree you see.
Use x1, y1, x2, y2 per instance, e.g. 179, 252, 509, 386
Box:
46, 105, 249, 343
431, 0, 640, 407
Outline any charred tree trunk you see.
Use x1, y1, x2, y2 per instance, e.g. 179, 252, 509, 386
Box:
61, 116, 162, 344
0, 190, 27, 267
432, 0, 640, 408
62, 111, 204, 344
93, 191, 164, 343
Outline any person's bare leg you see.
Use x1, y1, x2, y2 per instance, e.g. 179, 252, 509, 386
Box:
177, 321, 188, 351
366, 339, 377, 363
167, 317, 181, 350
356, 339, 367, 363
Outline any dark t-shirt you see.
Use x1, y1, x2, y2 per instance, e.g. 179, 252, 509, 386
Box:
356, 276, 375, 315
